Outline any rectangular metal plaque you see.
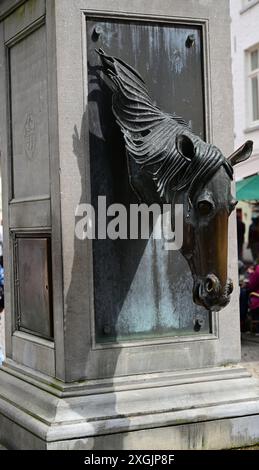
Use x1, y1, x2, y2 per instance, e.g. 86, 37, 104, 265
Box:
15, 235, 53, 339
87, 18, 210, 343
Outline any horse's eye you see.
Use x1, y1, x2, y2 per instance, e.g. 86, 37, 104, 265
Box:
197, 200, 214, 216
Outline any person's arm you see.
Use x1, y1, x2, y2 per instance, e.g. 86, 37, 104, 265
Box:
241, 222, 245, 244
248, 226, 252, 248
247, 266, 259, 291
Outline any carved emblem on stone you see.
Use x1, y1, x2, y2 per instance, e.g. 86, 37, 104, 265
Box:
24, 112, 36, 160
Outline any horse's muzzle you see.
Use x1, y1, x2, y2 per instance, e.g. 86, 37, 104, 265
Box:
193, 274, 233, 311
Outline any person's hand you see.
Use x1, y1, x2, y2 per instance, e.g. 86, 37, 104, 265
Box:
247, 266, 255, 274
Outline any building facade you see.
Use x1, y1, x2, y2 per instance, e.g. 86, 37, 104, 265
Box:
231, 0, 259, 180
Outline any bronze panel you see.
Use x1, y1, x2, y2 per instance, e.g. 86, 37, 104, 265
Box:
15, 236, 53, 339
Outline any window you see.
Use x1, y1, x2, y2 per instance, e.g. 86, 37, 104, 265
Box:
247, 47, 259, 125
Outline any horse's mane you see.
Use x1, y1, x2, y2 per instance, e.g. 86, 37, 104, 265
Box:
97, 49, 233, 202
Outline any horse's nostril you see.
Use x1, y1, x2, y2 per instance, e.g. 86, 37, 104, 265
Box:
205, 279, 214, 293
194, 276, 232, 311
204, 274, 221, 295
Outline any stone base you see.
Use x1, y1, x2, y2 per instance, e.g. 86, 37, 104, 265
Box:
1, 361, 259, 449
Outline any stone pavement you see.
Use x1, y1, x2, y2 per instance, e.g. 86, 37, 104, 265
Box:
240, 333, 259, 378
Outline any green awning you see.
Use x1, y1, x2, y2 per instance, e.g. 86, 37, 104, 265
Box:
236, 174, 259, 201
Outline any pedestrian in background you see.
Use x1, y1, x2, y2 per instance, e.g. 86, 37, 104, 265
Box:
237, 209, 245, 260
248, 217, 259, 262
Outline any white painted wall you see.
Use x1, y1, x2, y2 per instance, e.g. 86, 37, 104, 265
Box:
230, 0, 259, 179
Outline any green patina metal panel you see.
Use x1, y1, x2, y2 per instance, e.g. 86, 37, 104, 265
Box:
86, 18, 210, 343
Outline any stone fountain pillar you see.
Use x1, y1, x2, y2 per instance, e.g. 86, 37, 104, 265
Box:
0, 0, 258, 449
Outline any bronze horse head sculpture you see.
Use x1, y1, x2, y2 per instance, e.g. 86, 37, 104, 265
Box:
97, 49, 253, 312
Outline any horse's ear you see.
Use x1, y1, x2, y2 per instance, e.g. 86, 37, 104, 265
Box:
176, 134, 195, 162
228, 140, 253, 166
